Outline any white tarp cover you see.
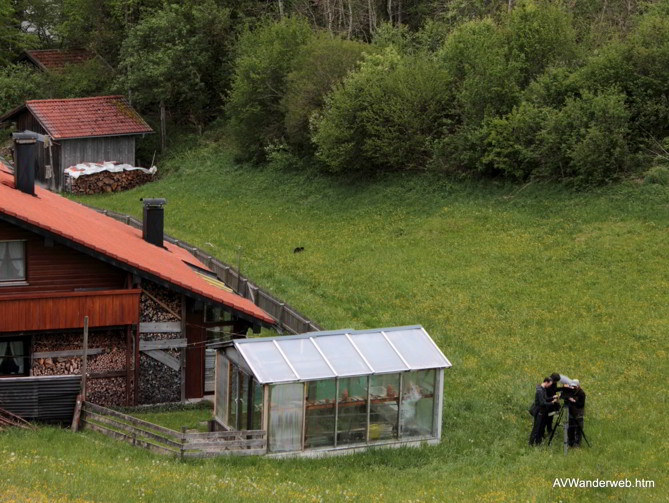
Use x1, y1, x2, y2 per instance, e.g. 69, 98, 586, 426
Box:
64, 161, 157, 179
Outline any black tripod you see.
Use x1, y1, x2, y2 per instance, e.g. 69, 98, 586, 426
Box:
547, 403, 591, 450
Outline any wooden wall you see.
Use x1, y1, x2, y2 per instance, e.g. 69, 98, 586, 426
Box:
15, 110, 62, 190
185, 298, 206, 399
0, 289, 140, 331
0, 220, 127, 294
61, 136, 136, 172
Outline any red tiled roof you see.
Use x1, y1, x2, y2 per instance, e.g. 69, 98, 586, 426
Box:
21, 96, 153, 140
0, 164, 275, 326
21, 49, 96, 72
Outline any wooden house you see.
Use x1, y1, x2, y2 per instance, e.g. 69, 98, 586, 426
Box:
0, 145, 276, 415
0, 96, 153, 191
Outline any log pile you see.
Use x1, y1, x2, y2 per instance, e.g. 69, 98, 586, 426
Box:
69, 170, 155, 194
88, 378, 127, 406
139, 281, 183, 405
32, 330, 129, 407
141, 281, 181, 322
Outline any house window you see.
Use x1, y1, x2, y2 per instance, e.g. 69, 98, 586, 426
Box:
0, 337, 29, 376
0, 241, 26, 283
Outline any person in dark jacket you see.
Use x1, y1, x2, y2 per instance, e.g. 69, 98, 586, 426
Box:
567, 379, 586, 447
529, 377, 558, 446
543, 372, 573, 438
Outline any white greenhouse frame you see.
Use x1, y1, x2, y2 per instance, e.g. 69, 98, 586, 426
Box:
213, 325, 452, 456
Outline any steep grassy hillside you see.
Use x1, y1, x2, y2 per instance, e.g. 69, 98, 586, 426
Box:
3, 144, 668, 502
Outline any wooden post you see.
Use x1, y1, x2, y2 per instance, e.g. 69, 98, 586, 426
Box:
81, 316, 89, 398
181, 294, 186, 403
70, 394, 83, 432
126, 325, 132, 406
134, 324, 140, 405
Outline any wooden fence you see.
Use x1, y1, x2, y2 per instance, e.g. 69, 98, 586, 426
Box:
80, 402, 266, 457
85, 205, 322, 335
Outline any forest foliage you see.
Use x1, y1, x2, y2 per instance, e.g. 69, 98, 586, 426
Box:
3, 0, 669, 185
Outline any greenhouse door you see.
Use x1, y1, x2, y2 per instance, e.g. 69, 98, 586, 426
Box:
268, 383, 304, 452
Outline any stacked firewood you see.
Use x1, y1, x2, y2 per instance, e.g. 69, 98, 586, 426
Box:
88, 378, 127, 406
141, 282, 181, 322
69, 170, 155, 194
139, 281, 183, 405
32, 330, 129, 406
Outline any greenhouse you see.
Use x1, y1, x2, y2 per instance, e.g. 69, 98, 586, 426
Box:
213, 325, 452, 456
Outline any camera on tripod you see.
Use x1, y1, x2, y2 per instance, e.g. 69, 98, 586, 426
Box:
557, 385, 577, 401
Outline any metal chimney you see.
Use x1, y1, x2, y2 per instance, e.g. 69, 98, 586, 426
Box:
14, 137, 36, 195
141, 198, 166, 247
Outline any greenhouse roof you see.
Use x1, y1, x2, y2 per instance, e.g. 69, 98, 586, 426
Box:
231, 325, 452, 384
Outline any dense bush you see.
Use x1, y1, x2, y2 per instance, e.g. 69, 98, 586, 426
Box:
506, 1, 578, 86
225, 16, 314, 163
313, 48, 454, 173
540, 90, 633, 185
281, 33, 367, 156
437, 18, 520, 127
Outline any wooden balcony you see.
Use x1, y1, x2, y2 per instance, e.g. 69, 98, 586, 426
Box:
0, 289, 140, 332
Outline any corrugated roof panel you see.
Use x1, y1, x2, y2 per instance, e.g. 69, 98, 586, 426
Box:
311, 335, 370, 376
349, 331, 409, 373
384, 328, 452, 369
277, 338, 335, 380
236, 341, 297, 383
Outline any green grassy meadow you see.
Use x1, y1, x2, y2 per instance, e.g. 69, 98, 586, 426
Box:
2, 144, 668, 502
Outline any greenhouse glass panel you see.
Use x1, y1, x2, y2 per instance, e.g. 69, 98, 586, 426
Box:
369, 373, 400, 441
400, 369, 436, 438
229, 366, 239, 429
337, 376, 368, 445
350, 332, 408, 373
269, 383, 304, 452
215, 356, 229, 425
385, 329, 449, 369
304, 379, 336, 449
252, 380, 263, 430
237, 341, 296, 383
278, 338, 334, 380
311, 335, 369, 376
239, 373, 249, 429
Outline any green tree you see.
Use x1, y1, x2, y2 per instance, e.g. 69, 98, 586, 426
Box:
506, 0, 578, 86
225, 16, 314, 162
119, 0, 234, 150
281, 33, 367, 155
0, 0, 37, 65
313, 48, 455, 173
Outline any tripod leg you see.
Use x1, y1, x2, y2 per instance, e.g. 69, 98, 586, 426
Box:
547, 406, 563, 446
575, 417, 591, 447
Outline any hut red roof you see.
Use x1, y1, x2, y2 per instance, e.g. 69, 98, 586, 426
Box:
0, 163, 275, 326
20, 49, 96, 72
22, 96, 153, 139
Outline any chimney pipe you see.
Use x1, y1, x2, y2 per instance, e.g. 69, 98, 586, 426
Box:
14, 138, 36, 195
141, 198, 166, 247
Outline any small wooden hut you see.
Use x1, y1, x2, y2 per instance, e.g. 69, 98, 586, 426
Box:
0, 96, 153, 191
